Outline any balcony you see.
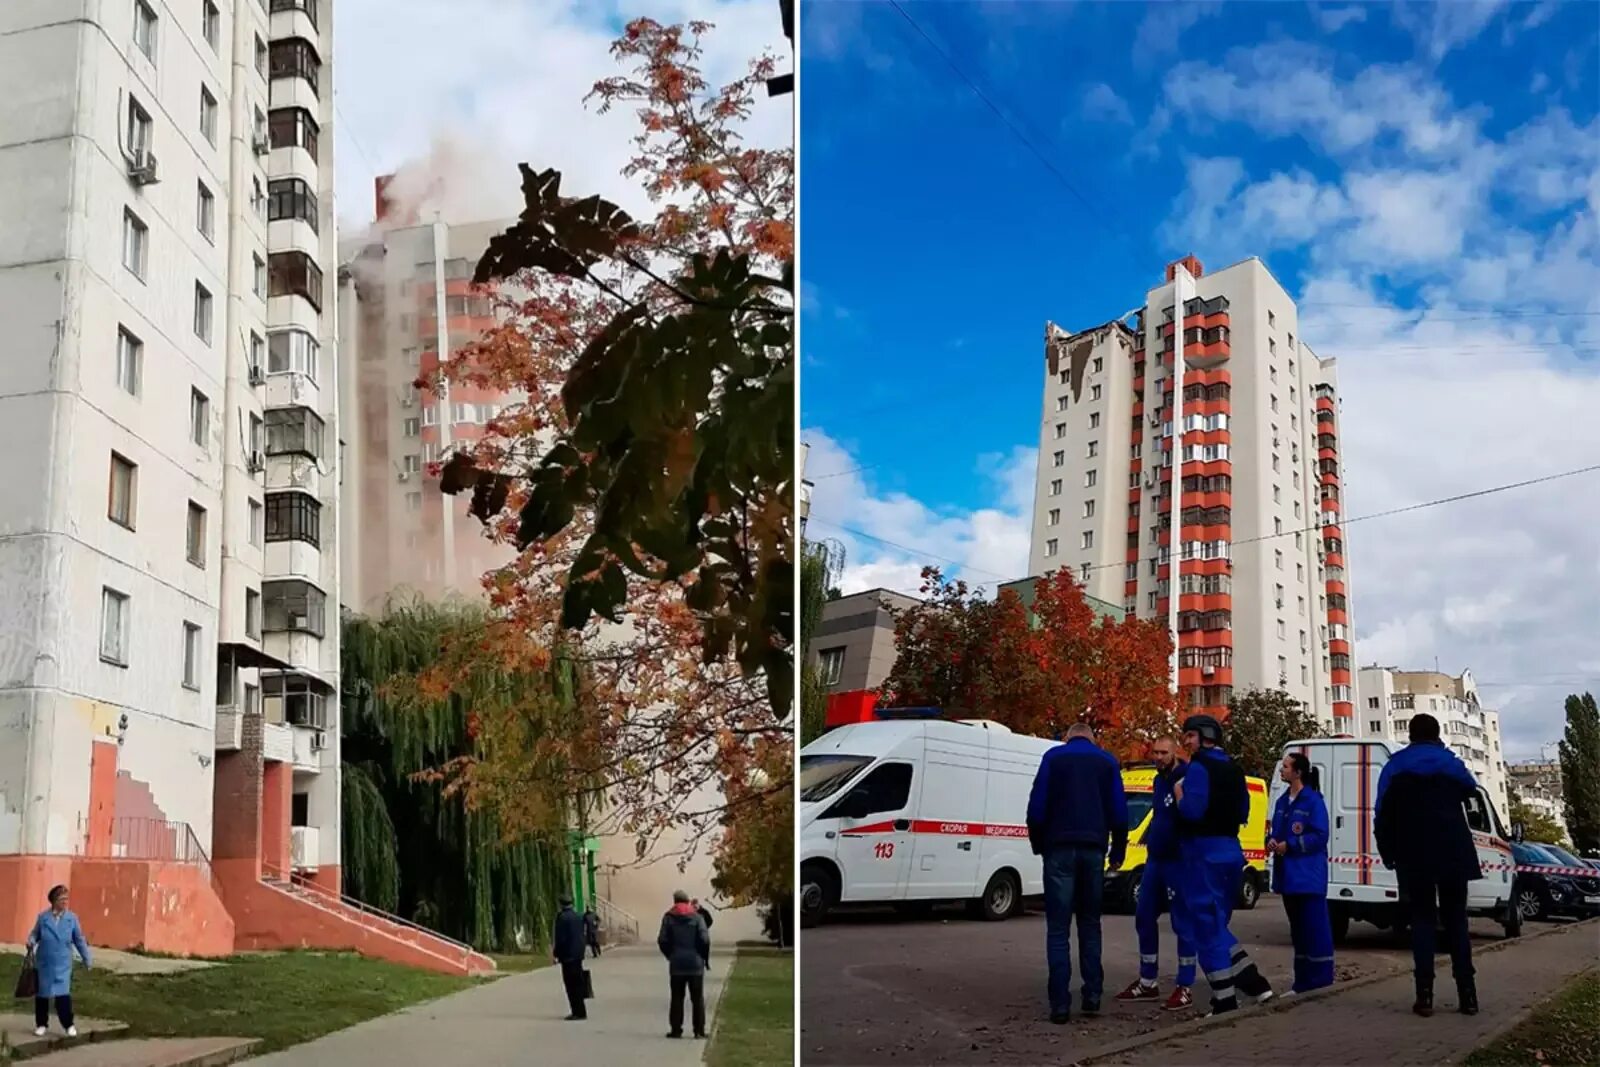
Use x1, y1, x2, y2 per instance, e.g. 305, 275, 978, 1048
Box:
262, 720, 294, 763
290, 825, 320, 872
215, 705, 242, 750
291, 724, 326, 772
268, 37, 322, 114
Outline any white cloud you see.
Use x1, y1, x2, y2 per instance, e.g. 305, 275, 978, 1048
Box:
1134, 0, 1225, 63
332, 1, 787, 229
802, 430, 1033, 599
1390, 0, 1509, 61
1313, 5, 1368, 33
1082, 82, 1133, 125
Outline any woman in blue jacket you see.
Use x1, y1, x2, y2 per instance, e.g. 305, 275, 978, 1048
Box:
1268, 753, 1333, 993
26, 884, 93, 1037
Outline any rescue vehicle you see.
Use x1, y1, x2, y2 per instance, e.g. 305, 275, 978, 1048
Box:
799, 714, 1056, 926
1272, 737, 1522, 941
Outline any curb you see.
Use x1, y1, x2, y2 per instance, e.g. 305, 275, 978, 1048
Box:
10, 1022, 130, 1062
1069, 917, 1599, 1066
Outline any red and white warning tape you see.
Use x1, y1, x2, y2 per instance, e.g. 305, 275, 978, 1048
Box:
1327, 855, 1597, 877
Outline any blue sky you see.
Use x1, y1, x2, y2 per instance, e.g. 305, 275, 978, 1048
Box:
800, 0, 1599, 757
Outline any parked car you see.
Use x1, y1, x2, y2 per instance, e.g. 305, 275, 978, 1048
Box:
1511, 841, 1600, 921
1531, 843, 1600, 919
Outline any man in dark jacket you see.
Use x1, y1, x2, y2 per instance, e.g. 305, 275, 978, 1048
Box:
551, 895, 588, 1020
657, 889, 711, 1039
583, 907, 601, 958
1375, 713, 1483, 1017
1116, 736, 1195, 1011
1026, 722, 1127, 1023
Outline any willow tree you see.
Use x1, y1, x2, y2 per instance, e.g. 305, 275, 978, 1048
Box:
341, 600, 581, 951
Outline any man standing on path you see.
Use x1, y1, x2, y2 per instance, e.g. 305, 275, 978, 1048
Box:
1116, 736, 1196, 1011
583, 906, 602, 959
692, 898, 713, 970
1174, 715, 1274, 1016
552, 895, 588, 1021
1026, 721, 1128, 1024
658, 889, 711, 1040
1374, 712, 1482, 1018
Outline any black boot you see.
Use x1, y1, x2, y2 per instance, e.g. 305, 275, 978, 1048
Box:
1413, 979, 1434, 1018
1457, 978, 1478, 1016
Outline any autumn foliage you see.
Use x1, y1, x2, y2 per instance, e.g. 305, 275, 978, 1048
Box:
881, 568, 1179, 761
400, 18, 792, 903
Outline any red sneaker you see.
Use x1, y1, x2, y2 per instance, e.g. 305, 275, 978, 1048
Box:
1163, 987, 1194, 1012
1115, 979, 1161, 1001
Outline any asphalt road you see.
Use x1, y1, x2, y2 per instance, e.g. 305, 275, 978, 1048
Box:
800, 901, 1517, 1066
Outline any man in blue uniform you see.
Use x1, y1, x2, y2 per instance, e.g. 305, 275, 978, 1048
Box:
1027, 722, 1128, 1024
1115, 736, 1195, 1011
1375, 713, 1482, 1017
1173, 714, 1274, 1015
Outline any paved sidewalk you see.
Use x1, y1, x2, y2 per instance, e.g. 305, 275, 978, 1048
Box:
249, 947, 729, 1066
1084, 919, 1599, 1065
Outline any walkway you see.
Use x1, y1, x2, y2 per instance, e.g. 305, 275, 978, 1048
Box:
1082, 919, 1599, 1065
249, 946, 729, 1066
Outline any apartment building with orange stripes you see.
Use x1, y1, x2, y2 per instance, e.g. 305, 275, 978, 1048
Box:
1028, 256, 1355, 730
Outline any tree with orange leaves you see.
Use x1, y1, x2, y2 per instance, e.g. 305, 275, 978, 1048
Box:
882, 568, 1178, 762
409, 18, 791, 906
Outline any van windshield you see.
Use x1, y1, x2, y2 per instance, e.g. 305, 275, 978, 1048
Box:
800, 754, 872, 803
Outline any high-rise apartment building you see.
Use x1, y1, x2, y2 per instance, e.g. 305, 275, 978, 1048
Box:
337, 186, 518, 611
1356, 666, 1509, 817
1029, 257, 1355, 729
0, 2, 482, 973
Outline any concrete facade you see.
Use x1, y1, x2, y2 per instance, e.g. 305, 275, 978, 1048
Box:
1506, 759, 1567, 841
0, 0, 340, 953
1356, 666, 1509, 818
1028, 256, 1356, 731
807, 588, 921, 695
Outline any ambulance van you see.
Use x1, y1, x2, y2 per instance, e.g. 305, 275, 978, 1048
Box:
1273, 737, 1522, 941
1104, 764, 1271, 913
799, 716, 1056, 927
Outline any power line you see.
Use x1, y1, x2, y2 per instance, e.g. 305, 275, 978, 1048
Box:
808, 463, 881, 481
809, 461, 1600, 586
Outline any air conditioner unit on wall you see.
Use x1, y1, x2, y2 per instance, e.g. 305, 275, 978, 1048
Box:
248, 364, 266, 387
252, 133, 270, 156
247, 450, 265, 474
127, 151, 159, 185
311, 730, 326, 751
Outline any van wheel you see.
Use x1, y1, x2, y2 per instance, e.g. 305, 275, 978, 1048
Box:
975, 870, 1020, 921
1237, 871, 1260, 910
800, 863, 838, 929
1329, 906, 1350, 944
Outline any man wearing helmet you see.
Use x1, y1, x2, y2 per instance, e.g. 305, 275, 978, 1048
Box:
1173, 714, 1275, 1015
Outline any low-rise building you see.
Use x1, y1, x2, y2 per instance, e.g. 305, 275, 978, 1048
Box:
1356, 666, 1508, 818
1506, 759, 1568, 842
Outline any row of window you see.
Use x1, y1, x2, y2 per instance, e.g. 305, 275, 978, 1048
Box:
98, 578, 326, 675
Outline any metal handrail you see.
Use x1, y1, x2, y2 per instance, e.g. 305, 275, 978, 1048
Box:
261, 861, 484, 966
594, 895, 640, 944
81, 817, 213, 884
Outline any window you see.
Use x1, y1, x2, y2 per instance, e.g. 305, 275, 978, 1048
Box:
1045, 538, 1058, 557
255, 34, 269, 76
1056, 396, 1069, 412
248, 332, 266, 378
245, 589, 261, 640
252, 176, 266, 220
133, 1, 158, 59
122, 210, 148, 278
202, 1, 220, 48
1053, 450, 1065, 468
253, 254, 267, 298
1089, 412, 1101, 429
1277, 619, 1287, 639
403, 454, 421, 473
108, 453, 137, 528
197, 181, 215, 240
1081, 531, 1094, 550
126, 95, 153, 160
1273, 484, 1281, 504
1086, 440, 1099, 458
269, 107, 321, 157
116, 327, 142, 395
268, 252, 323, 310
1090, 384, 1102, 401
271, 0, 321, 28
406, 491, 422, 511
1083, 500, 1095, 519
186, 502, 206, 566
267, 178, 319, 232
818, 647, 845, 687
248, 413, 262, 455
1278, 655, 1288, 680
189, 388, 209, 448
1085, 469, 1097, 487
1274, 583, 1285, 606
1287, 332, 1295, 349
1092, 357, 1103, 373
1274, 517, 1283, 535
248, 499, 263, 547
268, 37, 322, 96
194, 283, 213, 342
828, 762, 913, 818
404, 417, 420, 438
199, 85, 218, 144
1268, 310, 1277, 328
1269, 365, 1277, 382
1047, 508, 1060, 525
1054, 422, 1067, 440
264, 491, 321, 547
182, 622, 202, 689
266, 328, 319, 379
262, 579, 327, 638
1299, 595, 1307, 616
100, 589, 131, 665
264, 406, 325, 459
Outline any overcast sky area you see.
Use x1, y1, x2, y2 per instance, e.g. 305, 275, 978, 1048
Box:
331, 0, 788, 229
800, 0, 1599, 761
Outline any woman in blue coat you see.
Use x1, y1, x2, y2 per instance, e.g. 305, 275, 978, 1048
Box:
1268, 753, 1333, 993
26, 884, 92, 1037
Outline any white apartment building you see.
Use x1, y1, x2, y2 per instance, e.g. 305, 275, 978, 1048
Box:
1357, 666, 1509, 818
0, 0, 354, 959
1029, 256, 1356, 728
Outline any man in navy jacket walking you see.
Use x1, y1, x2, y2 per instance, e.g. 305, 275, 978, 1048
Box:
1027, 722, 1128, 1024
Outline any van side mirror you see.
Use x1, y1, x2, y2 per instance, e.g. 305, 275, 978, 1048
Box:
1511, 821, 1525, 843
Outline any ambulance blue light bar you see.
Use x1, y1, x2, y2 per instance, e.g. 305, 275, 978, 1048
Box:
873, 707, 945, 720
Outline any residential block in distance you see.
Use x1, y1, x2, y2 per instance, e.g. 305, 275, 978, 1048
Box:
1028, 256, 1355, 729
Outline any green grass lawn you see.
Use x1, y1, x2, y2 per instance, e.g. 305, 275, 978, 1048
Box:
1, 950, 476, 1055
487, 953, 552, 973
1464, 970, 1600, 1067
706, 951, 794, 1067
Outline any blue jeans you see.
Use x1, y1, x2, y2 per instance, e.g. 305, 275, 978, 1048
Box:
1042, 844, 1106, 1013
